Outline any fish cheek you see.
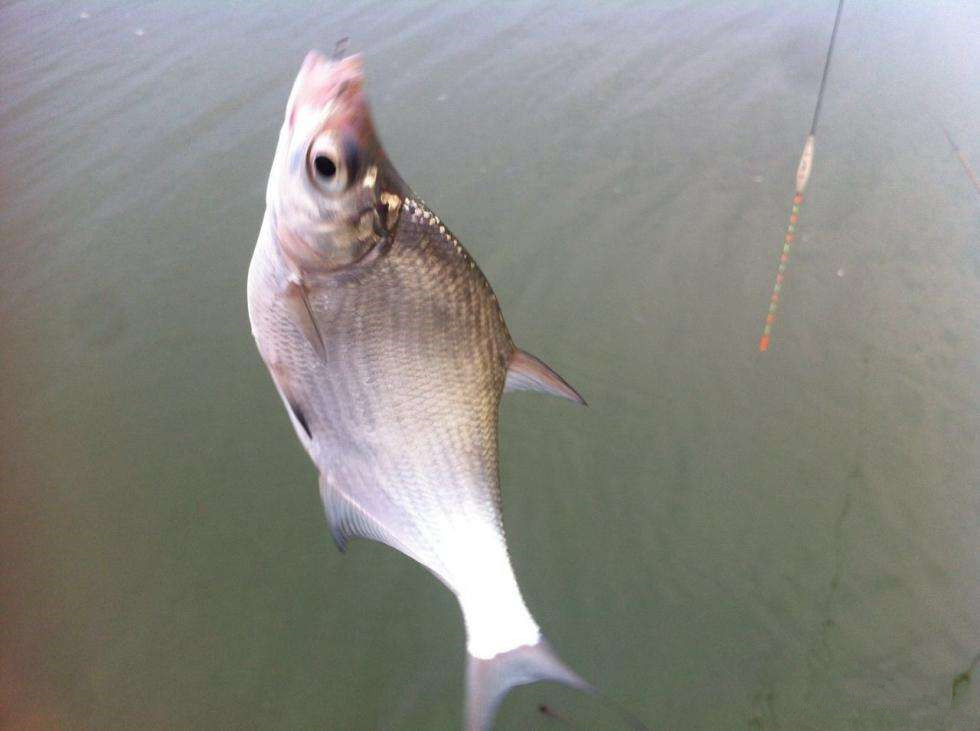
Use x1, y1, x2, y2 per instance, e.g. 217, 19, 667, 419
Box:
308, 217, 373, 269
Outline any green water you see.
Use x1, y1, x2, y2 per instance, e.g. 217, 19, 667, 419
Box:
2, 2, 977, 729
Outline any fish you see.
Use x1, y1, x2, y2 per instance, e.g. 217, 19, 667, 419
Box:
246, 49, 592, 730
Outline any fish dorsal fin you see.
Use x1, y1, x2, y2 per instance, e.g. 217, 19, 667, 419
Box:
504, 349, 586, 405
281, 278, 327, 359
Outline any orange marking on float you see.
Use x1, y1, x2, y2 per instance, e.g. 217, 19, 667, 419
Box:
757, 0, 843, 352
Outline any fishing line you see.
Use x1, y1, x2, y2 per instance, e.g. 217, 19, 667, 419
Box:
757, 0, 845, 353
808, 0, 844, 137
940, 122, 980, 195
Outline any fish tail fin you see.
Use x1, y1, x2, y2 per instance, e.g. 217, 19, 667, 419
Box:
465, 636, 594, 731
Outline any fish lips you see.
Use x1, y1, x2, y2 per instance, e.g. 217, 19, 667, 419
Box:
288, 51, 371, 138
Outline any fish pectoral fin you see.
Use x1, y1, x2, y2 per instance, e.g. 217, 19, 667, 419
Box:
319, 475, 400, 554
504, 349, 586, 405
281, 279, 327, 359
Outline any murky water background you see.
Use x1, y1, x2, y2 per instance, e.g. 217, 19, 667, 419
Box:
2, 2, 977, 729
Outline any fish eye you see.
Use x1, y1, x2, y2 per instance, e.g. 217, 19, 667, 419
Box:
314, 154, 337, 179
307, 137, 347, 193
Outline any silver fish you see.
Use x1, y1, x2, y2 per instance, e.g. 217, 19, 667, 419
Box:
247, 50, 591, 730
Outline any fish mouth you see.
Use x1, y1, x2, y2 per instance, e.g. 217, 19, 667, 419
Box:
287, 46, 379, 161
292, 49, 365, 118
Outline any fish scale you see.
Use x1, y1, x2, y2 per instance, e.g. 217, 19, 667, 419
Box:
293, 213, 508, 565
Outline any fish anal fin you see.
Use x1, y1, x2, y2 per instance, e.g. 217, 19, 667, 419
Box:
282, 279, 327, 359
466, 636, 594, 731
318, 475, 399, 554
504, 349, 586, 405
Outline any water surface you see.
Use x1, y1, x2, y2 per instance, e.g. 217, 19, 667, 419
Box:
2, 2, 978, 729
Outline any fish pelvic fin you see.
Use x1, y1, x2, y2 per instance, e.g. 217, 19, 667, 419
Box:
465, 636, 594, 731
504, 349, 586, 406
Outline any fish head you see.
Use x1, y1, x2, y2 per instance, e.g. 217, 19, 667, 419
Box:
268, 50, 404, 272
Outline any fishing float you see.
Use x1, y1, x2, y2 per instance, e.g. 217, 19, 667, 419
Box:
758, 0, 845, 353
